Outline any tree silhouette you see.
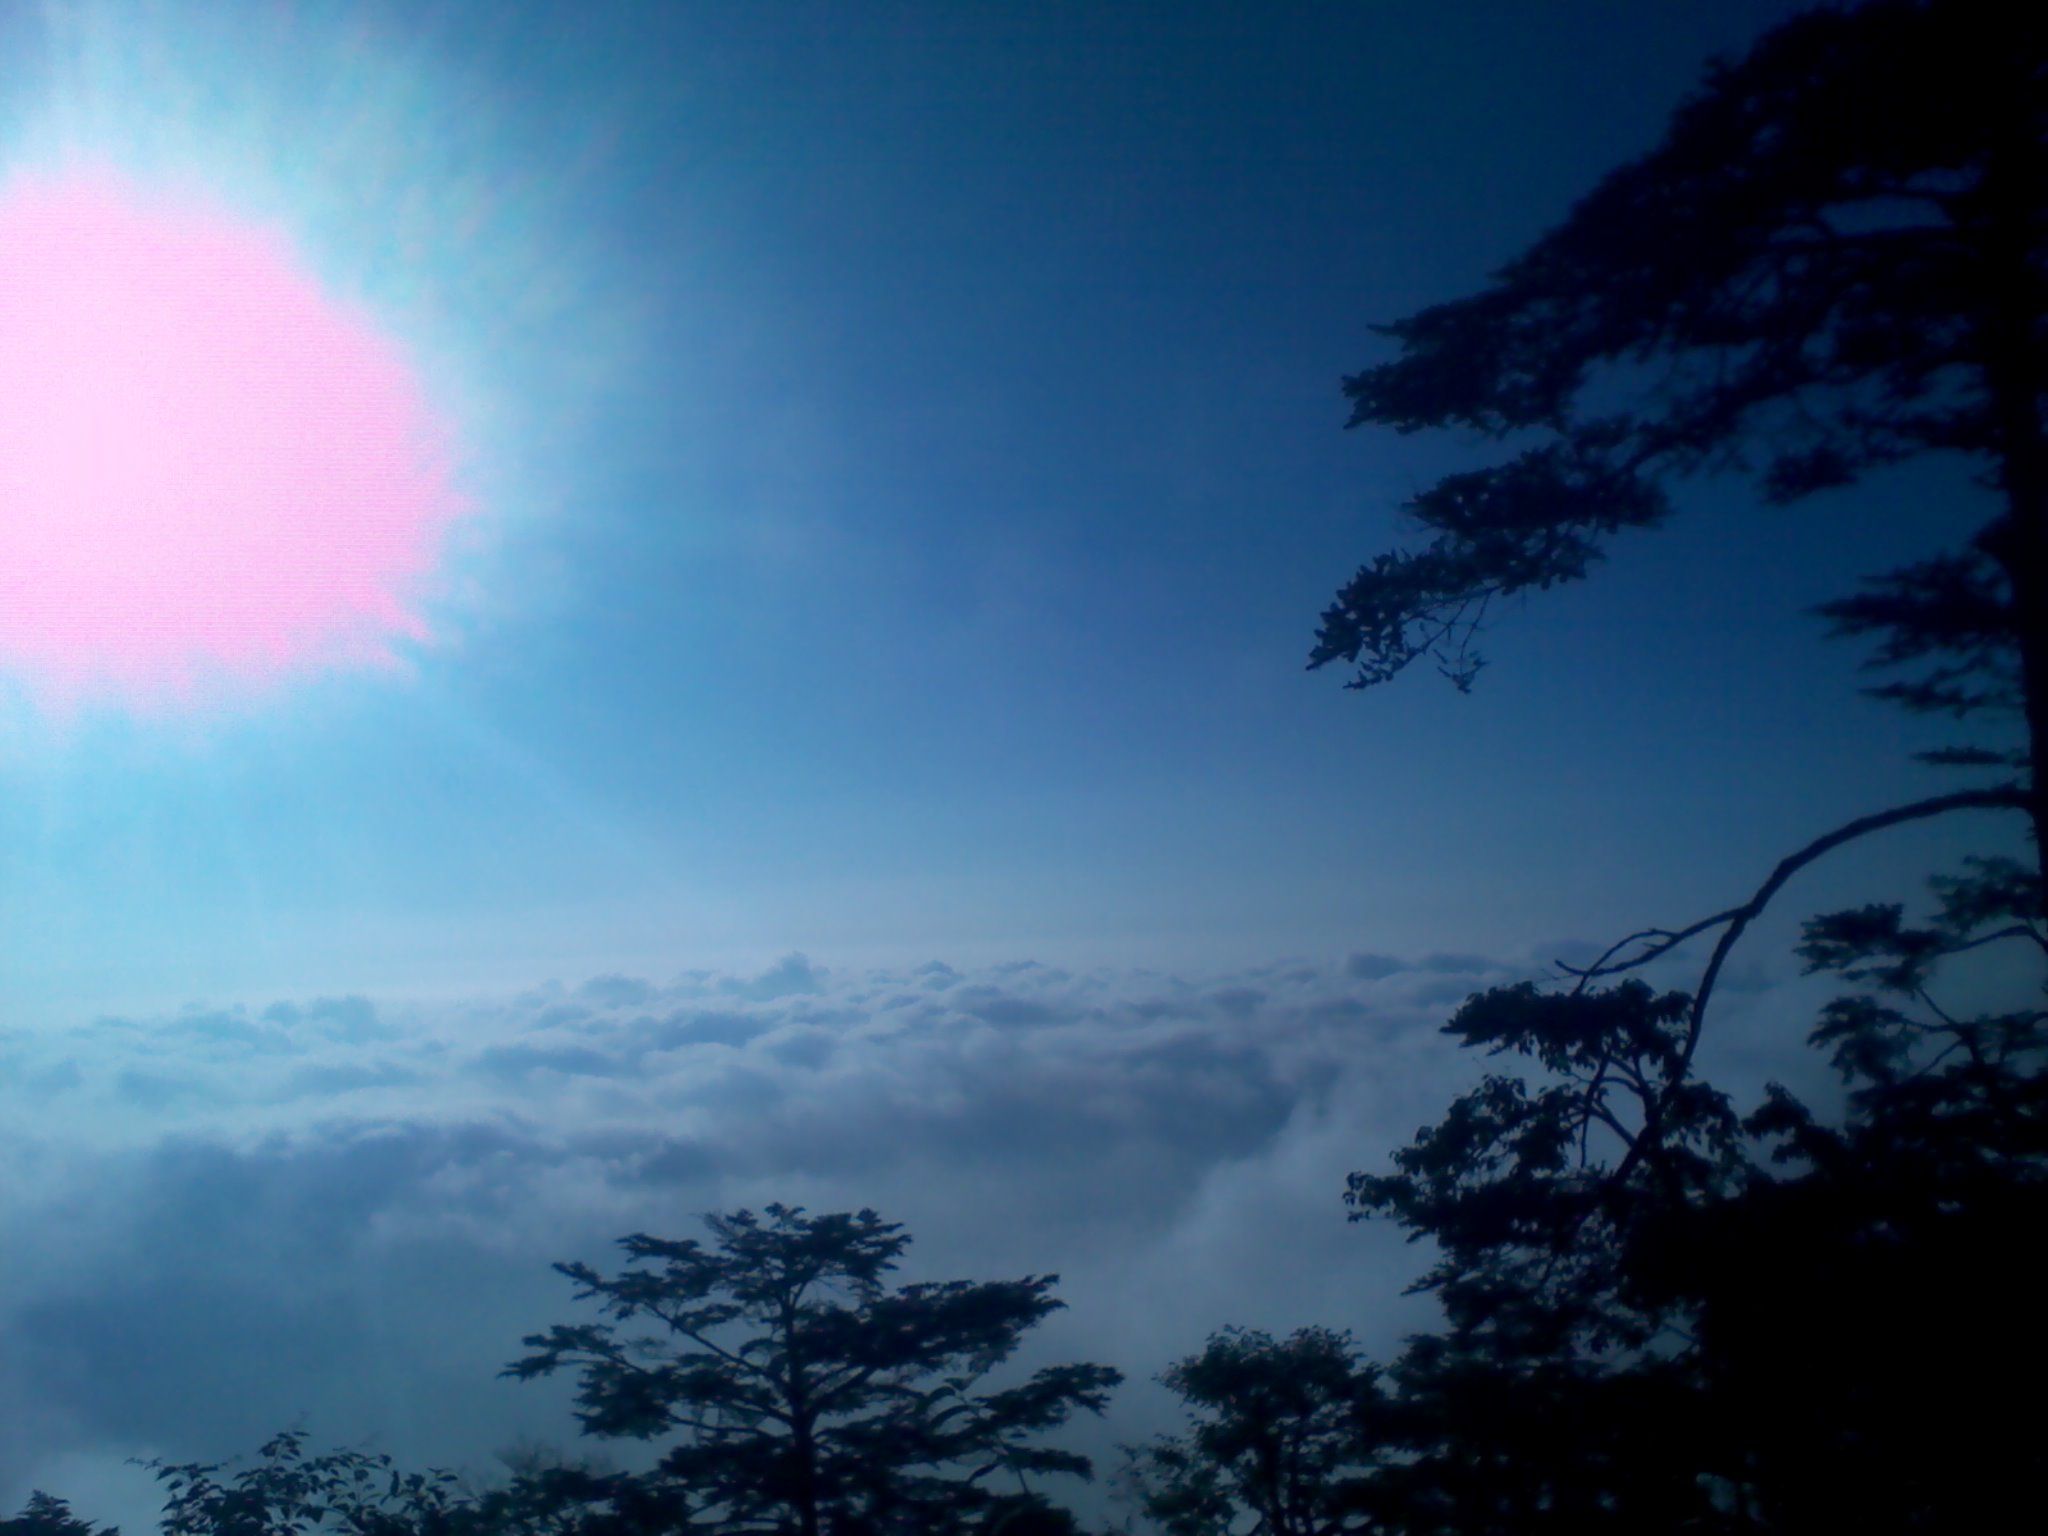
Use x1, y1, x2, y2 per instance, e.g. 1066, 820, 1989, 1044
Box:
1308, 0, 2047, 877
142, 1431, 471, 1536
0, 1493, 118, 1536
1122, 1328, 1383, 1536
1306, 2, 2048, 1530
505, 1206, 1119, 1536
1328, 855, 2048, 1530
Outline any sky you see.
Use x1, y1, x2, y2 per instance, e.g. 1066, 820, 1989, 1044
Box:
0, 1, 2025, 1527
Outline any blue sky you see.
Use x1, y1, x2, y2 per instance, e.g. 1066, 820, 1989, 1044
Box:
0, 2, 2027, 1522
3, 0, 1974, 1018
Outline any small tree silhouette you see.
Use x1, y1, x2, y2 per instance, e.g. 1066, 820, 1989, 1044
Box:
1123, 1328, 1384, 1536
506, 1206, 1120, 1536
141, 1431, 468, 1536
1, 1493, 119, 1536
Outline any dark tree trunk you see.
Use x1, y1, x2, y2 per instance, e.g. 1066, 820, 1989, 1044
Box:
781, 1298, 822, 1536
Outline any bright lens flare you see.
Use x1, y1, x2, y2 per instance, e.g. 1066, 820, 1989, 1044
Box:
0, 168, 464, 710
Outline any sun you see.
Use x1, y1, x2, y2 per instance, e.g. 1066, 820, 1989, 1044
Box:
0, 167, 464, 711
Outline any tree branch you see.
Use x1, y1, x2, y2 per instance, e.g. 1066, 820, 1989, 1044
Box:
1612, 783, 2027, 1190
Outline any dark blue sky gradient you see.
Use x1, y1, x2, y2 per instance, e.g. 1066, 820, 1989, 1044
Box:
0, 0, 1997, 1012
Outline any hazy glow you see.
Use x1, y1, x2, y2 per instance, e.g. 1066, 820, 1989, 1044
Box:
0, 169, 463, 708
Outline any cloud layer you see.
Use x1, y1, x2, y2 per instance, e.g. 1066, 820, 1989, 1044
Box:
0, 948, 1582, 1523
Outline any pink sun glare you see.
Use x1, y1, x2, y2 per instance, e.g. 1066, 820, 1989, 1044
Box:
0, 168, 465, 711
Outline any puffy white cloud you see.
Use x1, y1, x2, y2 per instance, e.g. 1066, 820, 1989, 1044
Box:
0, 948, 1575, 1521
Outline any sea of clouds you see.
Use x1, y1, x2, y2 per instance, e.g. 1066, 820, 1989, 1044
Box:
0, 943, 1835, 1528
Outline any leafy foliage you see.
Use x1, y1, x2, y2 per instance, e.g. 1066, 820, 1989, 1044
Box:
505, 1205, 1119, 1536
1307, 842, 2048, 1531
143, 1431, 470, 1536
1308, 0, 2048, 851
0, 1494, 119, 1536
1123, 1329, 1383, 1536
1340, 982, 1743, 1534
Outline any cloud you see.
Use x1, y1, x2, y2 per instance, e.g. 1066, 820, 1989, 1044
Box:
478, 1040, 635, 1079
723, 951, 827, 1001
0, 949, 1567, 1521
1344, 950, 1503, 983
575, 975, 659, 1010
